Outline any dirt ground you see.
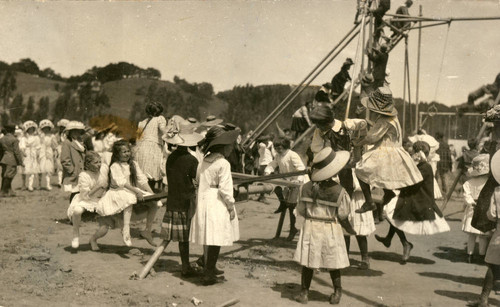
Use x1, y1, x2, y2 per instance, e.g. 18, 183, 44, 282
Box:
1, 176, 499, 307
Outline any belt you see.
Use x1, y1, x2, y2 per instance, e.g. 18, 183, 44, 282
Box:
305, 214, 338, 223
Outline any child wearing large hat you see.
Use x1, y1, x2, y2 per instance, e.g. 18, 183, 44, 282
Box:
354, 87, 423, 214
38, 119, 56, 191
293, 147, 352, 305
22, 120, 41, 191
160, 120, 204, 277
461, 154, 491, 263
189, 124, 240, 285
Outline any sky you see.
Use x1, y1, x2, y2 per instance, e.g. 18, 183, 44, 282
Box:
0, 0, 499, 106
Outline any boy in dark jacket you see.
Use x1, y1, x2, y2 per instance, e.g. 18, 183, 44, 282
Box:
0, 125, 24, 196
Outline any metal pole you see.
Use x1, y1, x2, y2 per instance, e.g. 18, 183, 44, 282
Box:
405, 45, 413, 132
409, 21, 450, 31
402, 37, 408, 137
415, 5, 422, 132
242, 22, 361, 148
390, 16, 500, 22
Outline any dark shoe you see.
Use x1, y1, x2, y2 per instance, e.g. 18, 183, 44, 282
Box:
181, 266, 199, 278
202, 271, 225, 286
375, 234, 391, 248
355, 202, 376, 214
402, 242, 414, 263
329, 289, 342, 304
359, 257, 370, 270
196, 257, 224, 275
294, 289, 308, 304
274, 201, 287, 214
139, 231, 157, 247
287, 228, 298, 241
257, 195, 270, 204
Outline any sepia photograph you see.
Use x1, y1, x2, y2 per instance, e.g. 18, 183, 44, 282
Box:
0, 0, 499, 306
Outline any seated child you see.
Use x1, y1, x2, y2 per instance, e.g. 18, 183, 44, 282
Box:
95, 140, 161, 247
67, 151, 106, 249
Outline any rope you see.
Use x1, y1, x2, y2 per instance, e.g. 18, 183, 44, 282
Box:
432, 22, 452, 102
345, 2, 367, 120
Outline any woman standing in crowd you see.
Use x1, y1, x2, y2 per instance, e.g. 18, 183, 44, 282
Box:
462, 154, 491, 263
38, 119, 57, 191
190, 124, 240, 285
134, 102, 169, 192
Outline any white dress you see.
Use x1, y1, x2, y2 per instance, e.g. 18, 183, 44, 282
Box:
39, 133, 56, 173
22, 135, 41, 174
190, 155, 240, 246
95, 161, 160, 216
462, 176, 489, 235
67, 171, 102, 220
341, 173, 376, 236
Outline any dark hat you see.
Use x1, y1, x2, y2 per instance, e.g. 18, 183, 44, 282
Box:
361, 87, 397, 116
343, 58, 354, 66
309, 105, 334, 123
204, 127, 240, 152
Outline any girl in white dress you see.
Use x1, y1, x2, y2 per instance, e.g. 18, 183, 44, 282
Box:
293, 147, 351, 305
38, 119, 57, 191
95, 140, 160, 246
22, 121, 41, 191
190, 125, 240, 285
67, 151, 105, 249
462, 154, 491, 263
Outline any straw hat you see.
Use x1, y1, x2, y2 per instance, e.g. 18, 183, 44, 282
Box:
23, 121, 37, 131
64, 121, 86, 132
187, 117, 200, 128
57, 119, 69, 127
361, 86, 398, 116
310, 147, 350, 182
39, 119, 54, 130
468, 154, 490, 177
492, 150, 500, 184
164, 120, 204, 147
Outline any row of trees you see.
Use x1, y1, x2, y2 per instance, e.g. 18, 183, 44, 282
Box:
0, 58, 64, 81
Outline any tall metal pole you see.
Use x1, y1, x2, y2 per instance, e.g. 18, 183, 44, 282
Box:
415, 5, 423, 132
402, 37, 408, 137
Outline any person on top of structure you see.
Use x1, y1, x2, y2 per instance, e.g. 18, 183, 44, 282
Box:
371, 0, 391, 43
330, 58, 354, 103
468, 72, 500, 106
367, 43, 389, 88
391, 0, 413, 37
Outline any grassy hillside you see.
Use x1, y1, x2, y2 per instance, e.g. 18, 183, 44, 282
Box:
102, 78, 227, 121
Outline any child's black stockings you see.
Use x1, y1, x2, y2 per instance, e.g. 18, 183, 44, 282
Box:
301, 267, 314, 290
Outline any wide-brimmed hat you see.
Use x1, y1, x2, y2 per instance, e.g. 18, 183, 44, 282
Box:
201, 115, 223, 127
204, 126, 240, 152
64, 121, 86, 132
361, 87, 398, 116
57, 119, 69, 127
187, 117, 200, 128
309, 105, 334, 123
492, 150, 500, 184
39, 119, 54, 130
311, 147, 350, 182
164, 120, 204, 147
23, 121, 37, 131
468, 153, 490, 177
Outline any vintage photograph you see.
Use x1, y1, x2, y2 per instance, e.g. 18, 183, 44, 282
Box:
0, 0, 499, 306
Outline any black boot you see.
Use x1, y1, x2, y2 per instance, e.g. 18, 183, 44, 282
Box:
287, 206, 298, 241
203, 246, 224, 285
196, 254, 224, 275
375, 234, 391, 248
329, 270, 342, 304
274, 187, 287, 214
355, 201, 377, 213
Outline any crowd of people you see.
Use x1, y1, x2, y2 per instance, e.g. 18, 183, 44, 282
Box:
0, 1, 498, 305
